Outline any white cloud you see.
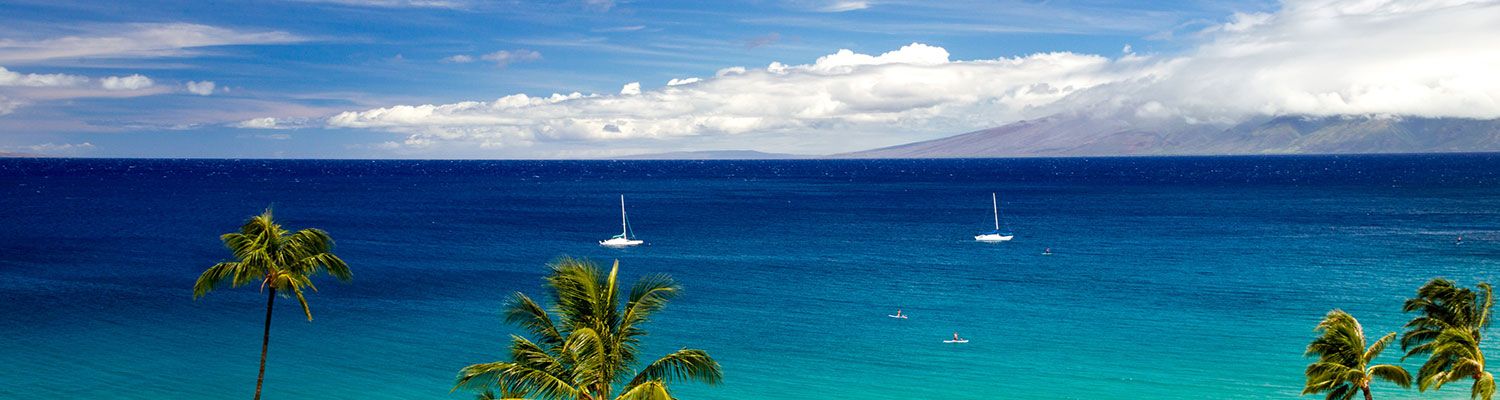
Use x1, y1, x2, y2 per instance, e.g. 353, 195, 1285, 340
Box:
582, 0, 614, 12
666, 77, 701, 86
321, 43, 1116, 152
263, 0, 1500, 155
294, 0, 470, 8
26, 142, 94, 154
817, 0, 869, 12
442, 54, 475, 63
0, 66, 89, 87
234, 117, 293, 129
715, 66, 746, 77
0, 95, 23, 115
100, 74, 154, 91
619, 82, 641, 95
592, 25, 647, 33
480, 49, 542, 67
185, 80, 215, 96
1064, 0, 1500, 123
0, 23, 303, 65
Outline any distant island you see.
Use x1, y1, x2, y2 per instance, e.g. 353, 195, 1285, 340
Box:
621, 116, 1500, 160
611, 150, 811, 160
836, 115, 1500, 158
0, 151, 45, 158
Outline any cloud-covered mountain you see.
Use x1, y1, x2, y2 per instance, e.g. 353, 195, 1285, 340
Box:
838, 116, 1500, 158
235, 0, 1500, 158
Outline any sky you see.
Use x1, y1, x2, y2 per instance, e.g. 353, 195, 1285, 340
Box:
0, 0, 1495, 158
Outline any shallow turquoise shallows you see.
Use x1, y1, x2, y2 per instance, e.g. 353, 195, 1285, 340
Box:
2, 156, 1499, 399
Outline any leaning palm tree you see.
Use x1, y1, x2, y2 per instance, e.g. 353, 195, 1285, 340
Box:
1401, 279, 1495, 399
1303, 309, 1412, 400
192, 209, 352, 400
456, 258, 722, 400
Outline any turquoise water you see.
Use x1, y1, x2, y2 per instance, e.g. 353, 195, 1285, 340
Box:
2, 156, 1499, 399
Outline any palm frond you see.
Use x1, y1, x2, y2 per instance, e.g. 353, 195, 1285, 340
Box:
456, 361, 580, 400
1370, 364, 1413, 388
627, 348, 723, 388
615, 380, 672, 400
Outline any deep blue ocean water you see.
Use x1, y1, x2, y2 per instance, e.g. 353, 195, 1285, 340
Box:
2, 156, 1500, 399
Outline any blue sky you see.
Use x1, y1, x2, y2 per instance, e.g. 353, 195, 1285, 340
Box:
4, 0, 1496, 158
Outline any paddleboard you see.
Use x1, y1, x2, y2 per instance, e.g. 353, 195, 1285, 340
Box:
943, 339, 969, 344
888, 314, 907, 319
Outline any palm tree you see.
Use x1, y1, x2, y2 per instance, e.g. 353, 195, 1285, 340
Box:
1401, 279, 1495, 399
1303, 309, 1412, 400
456, 258, 722, 400
192, 209, 352, 400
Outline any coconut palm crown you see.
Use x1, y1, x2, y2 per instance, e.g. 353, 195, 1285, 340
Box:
1401, 279, 1495, 399
1304, 309, 1412, 400
192, 209, 352, 400
456, 257, 722, 400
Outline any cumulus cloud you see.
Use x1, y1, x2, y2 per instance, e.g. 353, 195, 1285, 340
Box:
0, 23, 303, 64
480, 49, 541, 67
666, 77, 701, 86
234, 117, 295, 129
442, 54, 475, 63
0, 66, 89, 87
1068, 0, 1500, 123
252, 0, 1500, 154
26, 142, 95, 154
319, 43, 1117, 150
619, 82, 641, 95
185, 80, 215, 96
100, 74, 154, 90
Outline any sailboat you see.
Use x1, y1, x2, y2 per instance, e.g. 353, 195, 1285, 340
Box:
599, 195, 644, 247
974, 192, 1014, 242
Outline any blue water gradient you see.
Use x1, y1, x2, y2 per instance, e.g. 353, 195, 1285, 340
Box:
2, 156, 1499, 399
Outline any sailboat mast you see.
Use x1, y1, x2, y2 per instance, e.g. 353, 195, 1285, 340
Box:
620, 195, 628, 237
992, 193, 1000, 230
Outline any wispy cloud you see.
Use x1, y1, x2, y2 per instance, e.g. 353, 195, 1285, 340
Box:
290, 0, 471, 9
481, 49, 542, 67
744, 32, 781, 49
0, 23, 304, 65
817, 1, 869, 12
591, 25, 648, 33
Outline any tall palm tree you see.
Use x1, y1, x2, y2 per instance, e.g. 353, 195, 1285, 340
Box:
1303, 309, 1412, 400
1401, 279, 1495, 399
192, 209, 352, 400
456, 258, 722, 400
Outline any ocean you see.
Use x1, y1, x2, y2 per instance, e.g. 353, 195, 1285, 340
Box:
2, 156, 1498, 399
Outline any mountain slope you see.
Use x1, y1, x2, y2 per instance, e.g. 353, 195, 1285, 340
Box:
838, 116, 1500, 158
612, 150, 810, 160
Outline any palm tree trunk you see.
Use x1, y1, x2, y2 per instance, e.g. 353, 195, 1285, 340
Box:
255, 287, 276, 400
1362, 385, 1372, 400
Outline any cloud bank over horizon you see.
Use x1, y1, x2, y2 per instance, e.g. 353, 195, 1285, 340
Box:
240, 0, 1499, 155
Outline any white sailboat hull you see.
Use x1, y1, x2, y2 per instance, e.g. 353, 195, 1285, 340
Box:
974, 233, 1014, 242
599, 237, 644, 247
